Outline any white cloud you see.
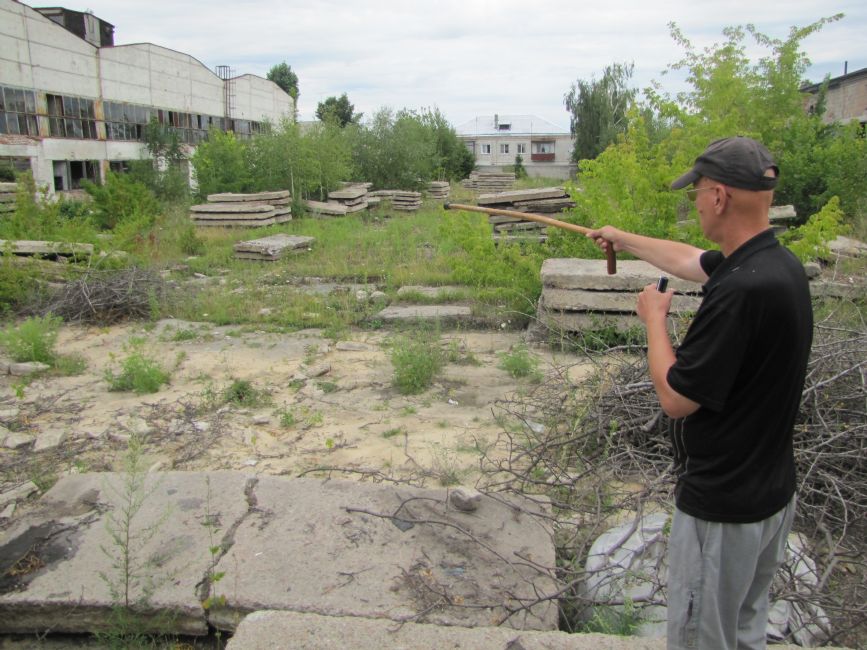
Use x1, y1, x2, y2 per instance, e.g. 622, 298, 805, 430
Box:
72, 0, 866, 126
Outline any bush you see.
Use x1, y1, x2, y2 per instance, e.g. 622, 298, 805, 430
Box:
82, 172, 161, 231
498, 344, 541, 380
0, 314, 62, 364
390, 334, 444, 395
0, 254, 39, 314
105, 352, 169, 394
781, 196, 846, 262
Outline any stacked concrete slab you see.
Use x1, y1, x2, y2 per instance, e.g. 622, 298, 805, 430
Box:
233, 234, 315, 261
304, 199, 347, 216
476, 187, 574, 244
328, 185, 369, 213
426, 181, 450, 200
537, 259, 703, 333
0, 182, 16, 213
393, 191, 422, 211
461, 171, 515, 192
190, 191, 292, 227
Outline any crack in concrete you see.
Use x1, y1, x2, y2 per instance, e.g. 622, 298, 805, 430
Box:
196, 476, 265, 621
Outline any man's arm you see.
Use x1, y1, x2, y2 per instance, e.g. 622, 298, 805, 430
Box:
638, 286, 701, 419
587, 226, 708, 283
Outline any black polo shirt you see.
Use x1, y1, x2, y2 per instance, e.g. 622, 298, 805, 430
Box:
666, 229, 813, 523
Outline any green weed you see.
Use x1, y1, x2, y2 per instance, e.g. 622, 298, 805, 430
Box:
223, 378, 269, 407
0, 314, 61, 364
389, 333, 444, 395
498, 344, 542, 381
104, 352, 170, 394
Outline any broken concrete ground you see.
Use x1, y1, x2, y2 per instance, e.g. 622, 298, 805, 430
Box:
0, 472, 557, 636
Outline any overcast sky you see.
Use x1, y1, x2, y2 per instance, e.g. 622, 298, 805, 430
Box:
68, 0, 865, 129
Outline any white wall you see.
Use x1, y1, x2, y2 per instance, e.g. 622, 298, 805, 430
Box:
231, 74, 294, 123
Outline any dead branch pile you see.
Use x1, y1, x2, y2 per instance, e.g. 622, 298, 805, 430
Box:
37, 267, 166, 324
478, 315, 866, 645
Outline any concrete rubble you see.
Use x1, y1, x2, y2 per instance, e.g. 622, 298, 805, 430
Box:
233, 234, 316, 261
536, 259, 703, 334
0, 472, 558, 636
375, 305, 473, 325
190, 191, 292, 227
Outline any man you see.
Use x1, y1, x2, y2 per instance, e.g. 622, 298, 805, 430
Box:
587, 137, 813, 649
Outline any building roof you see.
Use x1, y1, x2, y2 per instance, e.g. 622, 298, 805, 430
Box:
455, 114, 569, 137
801, 66, 867, 93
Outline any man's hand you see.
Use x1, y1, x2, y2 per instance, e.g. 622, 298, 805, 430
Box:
586, 226, 625, 255
637, 283, 673, 324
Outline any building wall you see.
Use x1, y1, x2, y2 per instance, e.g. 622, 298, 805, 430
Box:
0, 0, 294, 193
461, 133, 575, 180
803, 70, 867, 125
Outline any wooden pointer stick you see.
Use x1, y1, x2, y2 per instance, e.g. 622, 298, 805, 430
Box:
443, 202, 617, 275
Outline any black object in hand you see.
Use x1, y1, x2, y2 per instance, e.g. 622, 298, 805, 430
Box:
657, 276, 669, 292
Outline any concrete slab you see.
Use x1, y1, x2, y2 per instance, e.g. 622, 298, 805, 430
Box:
233, 234, 315, 261
0, 474, 558, 638
328, 187, 367, 200
226, 609, 851, 650
304, 200, 347, 216
541, 259, 703, 293
190, 204, 275, 214
208, 477, 557, 632
375, 305, 473, 324
207, 191, 290, 203
478, 187, 565, 206
0, 472, 253, 635
396, 285, 466, 299
542, 288, 701, 314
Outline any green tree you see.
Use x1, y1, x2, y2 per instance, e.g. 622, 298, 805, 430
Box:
564, 63, 637, 163
266, 62, 299, 102
316, 93, 361, 127
418, 107, 475, 181
190, 128, 252, 200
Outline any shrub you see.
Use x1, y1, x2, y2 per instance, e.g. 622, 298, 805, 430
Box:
222, 378, 268, 407
0, 314, 62, 364
781, 195, 846, 262
498, 344, 541, 380
105, 352, 170, 394
82, 172, 161, 231
390, 334, 444, 395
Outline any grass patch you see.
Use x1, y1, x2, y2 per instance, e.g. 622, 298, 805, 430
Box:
0, 314, 61, 364
498, 344, 542, 380
223, 378, 269, 407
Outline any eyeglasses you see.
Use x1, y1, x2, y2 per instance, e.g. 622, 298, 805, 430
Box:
686, 186, 715, 202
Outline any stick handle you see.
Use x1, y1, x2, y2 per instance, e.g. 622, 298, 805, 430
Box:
444, 202, 617, 274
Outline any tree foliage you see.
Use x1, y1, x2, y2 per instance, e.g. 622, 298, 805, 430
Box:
565, 63, 637, 163
316, 93, 360, 127
554, 16, 863, 262
266, 62, 299, 102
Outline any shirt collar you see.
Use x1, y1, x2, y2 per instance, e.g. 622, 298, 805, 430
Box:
704, 229, 778, 291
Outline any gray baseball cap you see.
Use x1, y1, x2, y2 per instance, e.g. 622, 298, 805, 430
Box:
671, 136, 779, 191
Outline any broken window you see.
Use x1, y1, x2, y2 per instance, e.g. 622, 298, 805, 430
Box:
0, 86, 39, 136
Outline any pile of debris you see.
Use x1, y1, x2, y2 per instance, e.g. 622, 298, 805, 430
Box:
461, 171, 515, 192
392, 191, 422, 211
477, 187, 575, 244
190, 191, 292, 227
328, 184, 370, 214
0, 182, 16, 214
426, 181, 450, 201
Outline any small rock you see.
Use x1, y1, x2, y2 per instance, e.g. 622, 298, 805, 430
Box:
259, 308, 272, 316
447, 398, 459, 406
450, 487, 482, 512
355, 290, 369, 302
108, 430, 131, 444
0, 503, 15, 519
2, 430, 32, 449
0, 481, 39, 509
242, 458, 259, 467
335, 342, 370, 352
804, 262, 821, 279
304, 363, 331, 378
34, 427, 66, 451
117, 415, 153, 437
370, 290, 388, 303
0, 407, 20, 422
193, 421, 211, 433
252, 414, 270, 425
9, 362, 51, 377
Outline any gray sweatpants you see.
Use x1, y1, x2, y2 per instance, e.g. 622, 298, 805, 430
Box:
666, 496, 796, 650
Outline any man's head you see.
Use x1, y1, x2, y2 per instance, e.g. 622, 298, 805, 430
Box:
671, 136, 778, 192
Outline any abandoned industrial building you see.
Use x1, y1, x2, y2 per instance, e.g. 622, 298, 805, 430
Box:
0, 0, 295, 194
